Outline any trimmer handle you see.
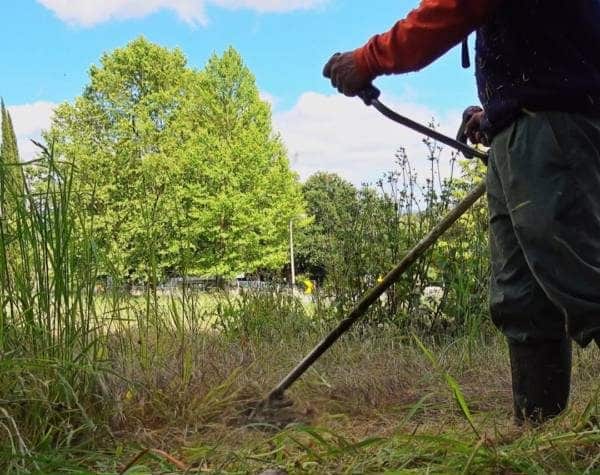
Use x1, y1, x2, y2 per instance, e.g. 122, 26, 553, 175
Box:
357, 87, 489, 162
456, 106, 483, 160
358, 85, 381, 106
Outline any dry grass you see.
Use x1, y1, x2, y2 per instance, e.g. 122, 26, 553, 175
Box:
5, 283, 600, 474
94, 325, 600, 474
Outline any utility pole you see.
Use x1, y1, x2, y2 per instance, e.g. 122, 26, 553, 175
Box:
289, 219, 295, 296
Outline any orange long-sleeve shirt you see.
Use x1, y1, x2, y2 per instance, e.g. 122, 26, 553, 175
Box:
354, 0, 502, 79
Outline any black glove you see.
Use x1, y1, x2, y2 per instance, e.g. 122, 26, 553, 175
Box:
323, 51, 374, 97
457, 106, 490, 160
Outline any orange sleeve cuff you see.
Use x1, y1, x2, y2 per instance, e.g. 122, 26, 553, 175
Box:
356, 0, 502, 76
353, 48, 376, 81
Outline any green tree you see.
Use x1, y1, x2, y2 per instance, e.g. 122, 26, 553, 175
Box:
49, 38, 191, 280
0, 100, 24, 222
297, 148, 465, 325
297, 171, 408, 318
295, 172, 358, 283
1, 100, 19, 164
181, 48, 305, 277
49, 38, 304, 281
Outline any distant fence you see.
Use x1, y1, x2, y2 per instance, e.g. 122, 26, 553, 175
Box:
99, 277, 302, 296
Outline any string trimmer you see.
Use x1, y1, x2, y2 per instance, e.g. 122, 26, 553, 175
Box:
254, 86, 488, 415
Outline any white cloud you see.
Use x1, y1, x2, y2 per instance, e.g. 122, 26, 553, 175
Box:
7, 102, 57, 163
37, 0, 327, 27
212, 0, 326, 11
274, 92, 463, 186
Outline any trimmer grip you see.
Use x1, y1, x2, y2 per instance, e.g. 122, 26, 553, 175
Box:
456, 121, 474, 159
456, 105, 483, 160
358, 85, 381, 106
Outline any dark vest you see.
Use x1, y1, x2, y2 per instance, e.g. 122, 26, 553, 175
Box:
476, 0, 600, 138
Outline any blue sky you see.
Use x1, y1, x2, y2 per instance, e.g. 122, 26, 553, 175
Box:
1, 0, 481, 184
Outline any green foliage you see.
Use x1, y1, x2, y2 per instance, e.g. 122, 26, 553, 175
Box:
213, 290, 315, 341
298, 141, 490, 335
433, 157, 490, 339
49, 38, 304, 282
1, 99, 19, 164
295, 172, 358, 283
0, 100, 23, 221
187, 48, 305, 276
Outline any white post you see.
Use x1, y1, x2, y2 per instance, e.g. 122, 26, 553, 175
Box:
290, 219, 296, 296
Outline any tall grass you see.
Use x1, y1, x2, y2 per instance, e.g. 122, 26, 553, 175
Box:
0, 146, 106, 470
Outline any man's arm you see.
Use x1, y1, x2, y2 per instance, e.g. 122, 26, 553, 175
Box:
354, 0, 502, 79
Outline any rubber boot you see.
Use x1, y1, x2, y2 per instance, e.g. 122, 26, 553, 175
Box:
508, 338, 572, 425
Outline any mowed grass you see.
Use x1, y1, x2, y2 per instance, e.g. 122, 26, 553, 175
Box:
13, 298, 598, 475
133, 330, 600, 475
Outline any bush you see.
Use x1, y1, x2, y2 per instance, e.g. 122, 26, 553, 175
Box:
213, 290, 316, 341
298, 138, 491, 337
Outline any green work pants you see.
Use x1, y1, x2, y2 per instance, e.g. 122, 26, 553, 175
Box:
487, 110, 600, 347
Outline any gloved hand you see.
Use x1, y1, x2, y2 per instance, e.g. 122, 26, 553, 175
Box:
460, 106, 489, 146
323, 51, 374, 97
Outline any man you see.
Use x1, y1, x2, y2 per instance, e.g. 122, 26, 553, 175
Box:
324, 0, 600, 424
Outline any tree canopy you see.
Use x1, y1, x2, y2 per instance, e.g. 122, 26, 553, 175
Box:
49, 38, 304, 281
0, 100, 22, 219
1, 100, 19, 166
295, 172, 358, 283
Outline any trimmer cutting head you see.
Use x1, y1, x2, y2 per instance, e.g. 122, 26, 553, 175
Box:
245, 393, 296, 427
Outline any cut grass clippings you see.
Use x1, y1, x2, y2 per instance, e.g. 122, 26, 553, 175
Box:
6, 327, 598, 474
